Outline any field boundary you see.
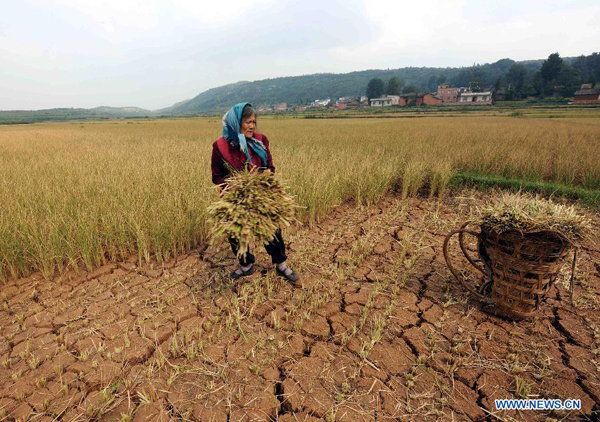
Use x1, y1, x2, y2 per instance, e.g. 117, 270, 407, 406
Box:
450, 172, 600, 209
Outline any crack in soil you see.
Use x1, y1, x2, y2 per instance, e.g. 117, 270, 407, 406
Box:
473, 374, 492, 422
331, 243, 344, 265
275, 366, 287, 416
576, 378, 600, 416
417, 270, 435, 301
413, 269, 435, 328
304, 341, 312, 357
165, 399, 180, 419
327, 318, 335, 343
551, 306, 600, 419
552, 307, 578, 347
401, 333, 419, 359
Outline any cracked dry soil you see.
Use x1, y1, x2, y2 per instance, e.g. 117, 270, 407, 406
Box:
1, 192, 599, 421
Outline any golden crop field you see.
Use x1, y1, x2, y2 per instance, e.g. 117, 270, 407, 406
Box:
1, 115, 599, 281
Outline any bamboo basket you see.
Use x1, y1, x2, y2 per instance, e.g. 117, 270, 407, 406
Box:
443, 222, 576, 319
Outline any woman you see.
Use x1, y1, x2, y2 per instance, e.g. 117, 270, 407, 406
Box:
211, 102, 300, 285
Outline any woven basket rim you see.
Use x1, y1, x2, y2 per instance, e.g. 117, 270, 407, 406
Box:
480, 224, 572, 245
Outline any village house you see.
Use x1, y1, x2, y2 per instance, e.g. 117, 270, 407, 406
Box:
457, 91, 492, 105
310, 99, 331, 108
335, 97, 360, 109
399, 93, 417, 106
371, 93, 441, 107
438, 85, 486, 104
370, 95, 400, 107
573, 84, 600, 104
494, 88, 507, 101
416, 93, 442, 106
437, 85, 459, 103
274, 102, 287, 111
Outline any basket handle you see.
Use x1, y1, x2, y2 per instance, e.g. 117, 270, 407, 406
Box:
457, 222, 488, 276
443, 222, 487, 300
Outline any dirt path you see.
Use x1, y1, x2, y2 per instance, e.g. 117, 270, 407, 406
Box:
1, 193, 599, 421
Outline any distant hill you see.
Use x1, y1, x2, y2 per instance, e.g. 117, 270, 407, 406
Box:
90, 106, 150, 114
156, 99, 192, 114
1, 53, 593, 124
167, 58, 551, 114
0, 106, 153, 124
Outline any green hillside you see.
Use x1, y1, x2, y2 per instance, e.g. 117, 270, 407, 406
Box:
169, 58, 538, 114
168, 52, 600, 114
2, 52, 597, 123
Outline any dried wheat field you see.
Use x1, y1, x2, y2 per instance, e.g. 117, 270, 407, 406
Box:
0, 115, 599, 421
1, 116, 599, 281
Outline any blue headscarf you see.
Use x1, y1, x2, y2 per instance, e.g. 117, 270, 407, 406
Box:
222, 102, 268, 166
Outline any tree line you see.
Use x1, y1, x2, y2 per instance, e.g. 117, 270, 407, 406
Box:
365, 52, 600, 100
166, 52, 599, 112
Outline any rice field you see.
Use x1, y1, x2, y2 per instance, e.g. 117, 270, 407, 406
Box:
1, 115, 599, 281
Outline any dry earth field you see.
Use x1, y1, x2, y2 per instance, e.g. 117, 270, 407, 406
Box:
1, 193, 599, 421
0, 116, 599, 421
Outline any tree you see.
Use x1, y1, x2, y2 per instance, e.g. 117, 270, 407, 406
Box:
403, 85, 418, 94
492, 77, 502, 101
590, 52, 600, 84
532, 72, 544, 97
573, 55, 588, 80
505, 85, 516, 101
507, 63, 527, 99
456, 66, 488, 88
468, 79, 482, 92
386, 76, 402, 95
366, 78, 384, 99
556, 64, 581, 97
540, 53, 563, 82
573, 52, 600, 85
540, 53, 564, 95
427, 75, 438, 91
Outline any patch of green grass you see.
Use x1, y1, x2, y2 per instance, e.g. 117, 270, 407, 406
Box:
450, 172, 600, 209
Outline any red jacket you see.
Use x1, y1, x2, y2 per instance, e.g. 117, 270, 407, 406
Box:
211, 132, 276, 186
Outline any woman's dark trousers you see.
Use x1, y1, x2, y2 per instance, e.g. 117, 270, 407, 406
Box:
229, 229, 287, 266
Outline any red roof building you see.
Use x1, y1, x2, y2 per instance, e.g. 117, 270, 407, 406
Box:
417, 93, 442, 106
437, 85, 459, 103
573, 85, 600, 104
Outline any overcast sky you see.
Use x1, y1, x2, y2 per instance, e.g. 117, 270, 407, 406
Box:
1, 0, 598, 110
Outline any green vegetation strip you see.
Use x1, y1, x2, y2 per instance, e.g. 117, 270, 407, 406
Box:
451, 172, 600, 209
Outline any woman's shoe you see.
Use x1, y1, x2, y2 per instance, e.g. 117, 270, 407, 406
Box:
276, 266, 300, 285
230, 264, 255, 280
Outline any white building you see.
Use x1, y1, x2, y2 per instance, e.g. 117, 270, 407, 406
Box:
458, 92, 492, 105
311, 98, 331, 108
370, 95, 400, 107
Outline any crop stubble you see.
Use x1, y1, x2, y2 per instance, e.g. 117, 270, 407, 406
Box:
0, 193, 598, 421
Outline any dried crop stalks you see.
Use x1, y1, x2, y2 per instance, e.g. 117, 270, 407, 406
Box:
207, 168, 296, 261
1, 116, 598, 280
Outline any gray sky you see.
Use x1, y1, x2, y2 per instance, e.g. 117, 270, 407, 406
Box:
1, 0, 599, 110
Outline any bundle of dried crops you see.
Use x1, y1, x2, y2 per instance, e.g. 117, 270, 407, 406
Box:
476, 192, 592, 245
207, 168, 296, 259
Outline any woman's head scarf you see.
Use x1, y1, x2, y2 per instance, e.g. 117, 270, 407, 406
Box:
222, 102, 268, 166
